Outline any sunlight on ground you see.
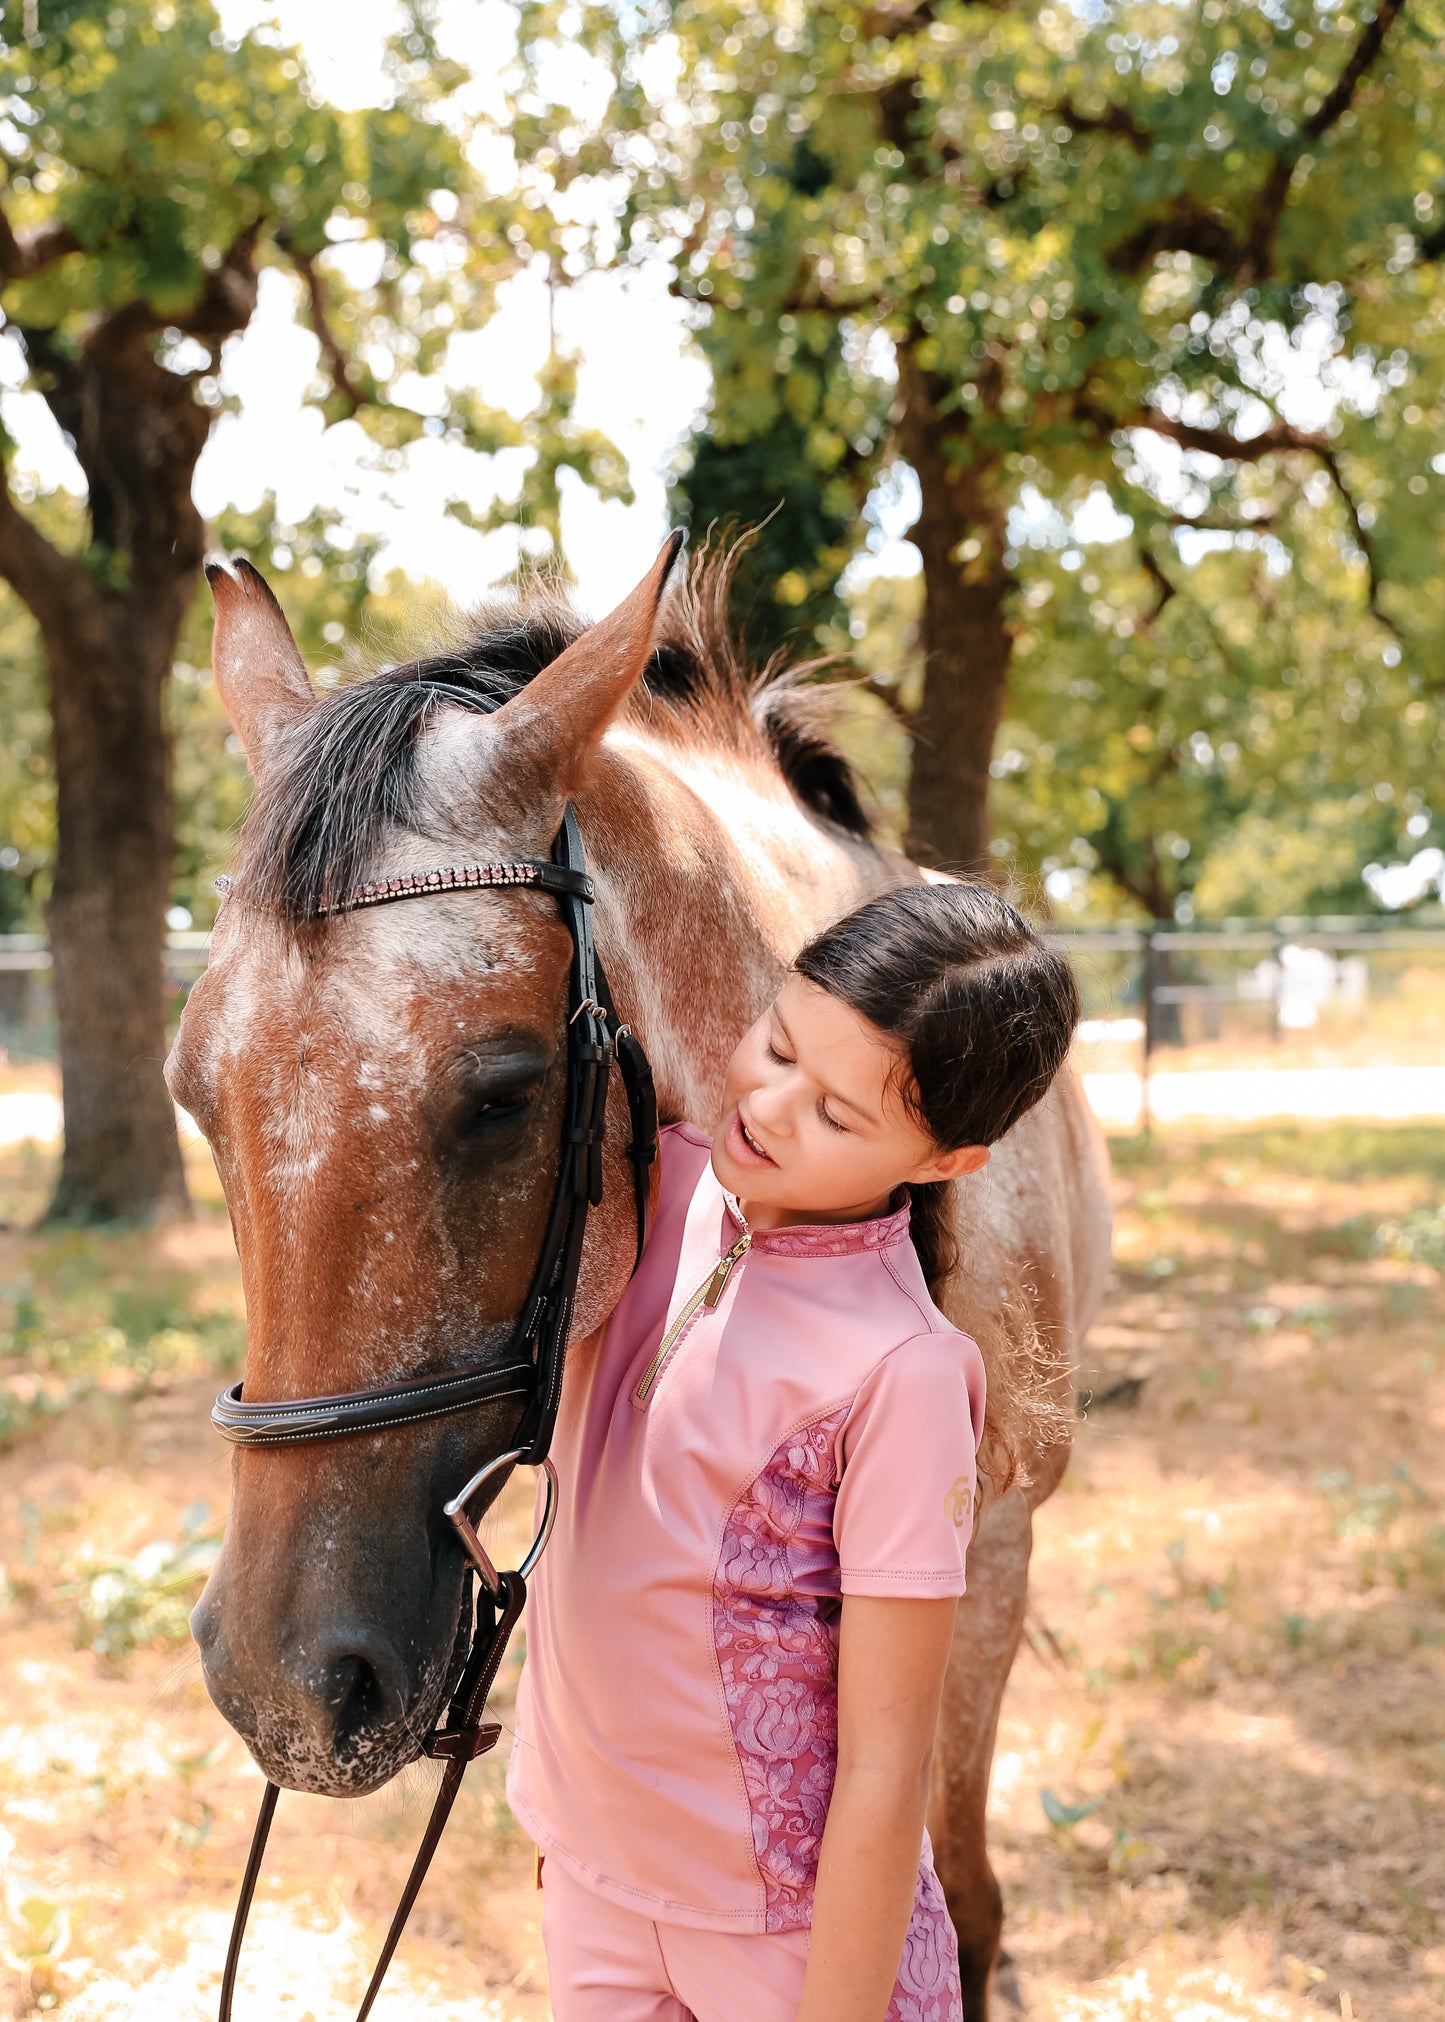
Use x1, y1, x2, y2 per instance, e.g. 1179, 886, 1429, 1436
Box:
1, 1121, 1441, 2018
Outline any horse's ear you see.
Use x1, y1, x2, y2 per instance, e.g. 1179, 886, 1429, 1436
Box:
492, 531, 685, 791
205, 554, 315, 769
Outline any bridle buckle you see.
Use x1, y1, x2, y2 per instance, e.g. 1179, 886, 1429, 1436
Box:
423, 1721, 503, 1763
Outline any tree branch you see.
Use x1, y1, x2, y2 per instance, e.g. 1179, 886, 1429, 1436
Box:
1101, 0, 1405, 282
1236, 0, 1406, 281
1300, 0, 1406, 144
0, 469, 97, 641
863, 675, 917, 730
1056, 98, 1152, 157
1163, 508, 1278, 532
1316, 443, 1400, 636
861, 2, 941, 41
1105, 194, 1246, 276
280, 233, 364, 416
1131, 414, 1399, 634
1136, 544, 1176, 632
0, 202, 78, 282
1129, 410, 1331, 461
167, 220, 262, 343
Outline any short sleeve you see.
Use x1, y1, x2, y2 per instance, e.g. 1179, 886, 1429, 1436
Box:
833, 1332, 986, 1598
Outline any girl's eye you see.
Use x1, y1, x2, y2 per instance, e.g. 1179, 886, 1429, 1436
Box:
817, 1099, 848, 1135
765, 1040, 792, 1065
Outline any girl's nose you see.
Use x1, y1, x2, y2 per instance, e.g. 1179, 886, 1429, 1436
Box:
749, 1082, 791, 1134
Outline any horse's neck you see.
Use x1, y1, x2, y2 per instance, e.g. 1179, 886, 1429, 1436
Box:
582, 733, 887, 1123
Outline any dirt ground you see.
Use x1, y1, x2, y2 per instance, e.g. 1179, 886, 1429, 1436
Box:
1, 1121, 1441, 2021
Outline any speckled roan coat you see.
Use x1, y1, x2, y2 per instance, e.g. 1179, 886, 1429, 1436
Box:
173, 541, 1112, 2019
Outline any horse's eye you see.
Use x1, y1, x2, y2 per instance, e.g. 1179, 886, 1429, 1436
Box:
455, 1085, 538, 1140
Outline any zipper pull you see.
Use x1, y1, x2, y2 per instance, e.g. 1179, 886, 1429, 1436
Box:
634, 1233, 753, 1405
703, 1233, 751, 1308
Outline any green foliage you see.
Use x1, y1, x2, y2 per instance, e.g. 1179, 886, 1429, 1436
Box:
0, 495, 419, 928
996, 517, 1436, 918
0, 0, 635, 579
0, 583, 54, 930
673, 423, 854, 652
1040, 1786, 1107, 1830
509, 0, 1445, 914
0, 1225, 243, 1452
70, 1511, 220, 1661
0, 0, 646, 976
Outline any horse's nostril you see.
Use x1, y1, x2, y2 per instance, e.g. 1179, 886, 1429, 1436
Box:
329, 1655, 384, 1748
317, 1629, 410, 1754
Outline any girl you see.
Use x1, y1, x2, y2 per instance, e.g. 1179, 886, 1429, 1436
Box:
508, 882, 1079, 2022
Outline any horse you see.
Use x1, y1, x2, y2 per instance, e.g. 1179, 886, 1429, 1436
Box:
171, 537, 1112, 2018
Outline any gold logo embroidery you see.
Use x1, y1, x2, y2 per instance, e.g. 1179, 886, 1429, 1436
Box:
946, 1476, 973, 1528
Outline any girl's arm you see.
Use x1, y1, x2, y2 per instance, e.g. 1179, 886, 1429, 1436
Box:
797, 1594, 957, 2022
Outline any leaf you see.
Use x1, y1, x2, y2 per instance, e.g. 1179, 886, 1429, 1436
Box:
1040, 1786, 1107, 1829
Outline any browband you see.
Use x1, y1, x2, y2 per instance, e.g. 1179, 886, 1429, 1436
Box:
314, 858, 593, 917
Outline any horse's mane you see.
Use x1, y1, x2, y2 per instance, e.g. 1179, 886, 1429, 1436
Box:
241, 540, 873, 921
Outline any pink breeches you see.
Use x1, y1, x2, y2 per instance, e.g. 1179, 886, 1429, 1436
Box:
540, 1858, 963, 2022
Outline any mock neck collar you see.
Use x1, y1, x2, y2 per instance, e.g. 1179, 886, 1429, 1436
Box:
722, 1188, 911, 1258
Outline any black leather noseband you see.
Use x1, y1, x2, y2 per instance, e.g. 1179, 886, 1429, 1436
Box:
210, 687, 658, 2021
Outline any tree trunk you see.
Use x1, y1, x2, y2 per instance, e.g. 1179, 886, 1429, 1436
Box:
0, 244, 257, 1221
45, 600, 189, 1221
896, 352, 1014, 875
8, 306, 221, 1221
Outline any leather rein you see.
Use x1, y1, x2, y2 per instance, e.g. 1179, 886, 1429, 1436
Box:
208, 688, 658, 2020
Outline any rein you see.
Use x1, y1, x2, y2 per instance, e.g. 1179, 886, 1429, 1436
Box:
209, 689, 657, 2020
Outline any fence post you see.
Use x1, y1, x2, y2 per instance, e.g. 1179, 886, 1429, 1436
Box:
1141, 928, 1162, 1135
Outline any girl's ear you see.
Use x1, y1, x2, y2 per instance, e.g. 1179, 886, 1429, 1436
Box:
914, 1143, 990, 1185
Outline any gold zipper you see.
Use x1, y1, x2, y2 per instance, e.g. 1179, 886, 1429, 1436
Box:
634, 1232, 751, 1404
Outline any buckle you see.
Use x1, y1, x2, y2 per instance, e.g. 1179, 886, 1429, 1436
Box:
424, 1721, 503, 1762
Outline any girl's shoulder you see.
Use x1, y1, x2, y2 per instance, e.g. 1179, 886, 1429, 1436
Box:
658, 1120, 715, 1195
648, 1120, 720, 1236
662, 1118, 712, 1155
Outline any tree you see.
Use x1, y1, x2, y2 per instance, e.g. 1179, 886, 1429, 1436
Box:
828, 494, 1441, 924
512, 0, 1445, 874
0, 0, 627, 1220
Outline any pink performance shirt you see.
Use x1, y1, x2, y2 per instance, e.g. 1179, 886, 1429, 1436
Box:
507, 1123, 987, 1934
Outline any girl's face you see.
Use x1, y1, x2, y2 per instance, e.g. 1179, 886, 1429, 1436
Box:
711, 975, 988, 1228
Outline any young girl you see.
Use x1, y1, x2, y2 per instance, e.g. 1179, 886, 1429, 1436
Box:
508, 882, 1079, 2022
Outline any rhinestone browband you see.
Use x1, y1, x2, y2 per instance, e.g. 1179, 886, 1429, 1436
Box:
216, 859, 594, 917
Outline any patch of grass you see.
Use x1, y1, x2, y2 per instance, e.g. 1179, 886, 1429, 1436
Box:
1317, 1466, 1429, 1543
1377, 1203, 1445, 1272
0, 1208, 243, 1454
65, 1510, 221, 1664
1208, 1123, 1445, 1186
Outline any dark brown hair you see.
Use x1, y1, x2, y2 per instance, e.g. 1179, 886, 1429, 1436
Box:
794, 882, 1080, 1492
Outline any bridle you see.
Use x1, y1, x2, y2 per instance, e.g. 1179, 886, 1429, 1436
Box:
207, 686, 658, 2021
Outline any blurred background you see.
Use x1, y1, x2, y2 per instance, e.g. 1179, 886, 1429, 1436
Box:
0, 3, 1440, 2019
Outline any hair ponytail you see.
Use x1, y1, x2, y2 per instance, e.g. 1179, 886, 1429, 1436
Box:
904, 1179, 957, 1307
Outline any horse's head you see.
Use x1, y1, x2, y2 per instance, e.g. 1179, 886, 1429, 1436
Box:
172, 541, 681, 1795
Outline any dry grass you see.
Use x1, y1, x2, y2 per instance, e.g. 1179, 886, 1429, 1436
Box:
0, 1120, 1441, 2019
998, 1123, 1445, 2020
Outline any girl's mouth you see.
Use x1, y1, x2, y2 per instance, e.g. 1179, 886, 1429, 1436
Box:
728, 1109, 776, 1167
